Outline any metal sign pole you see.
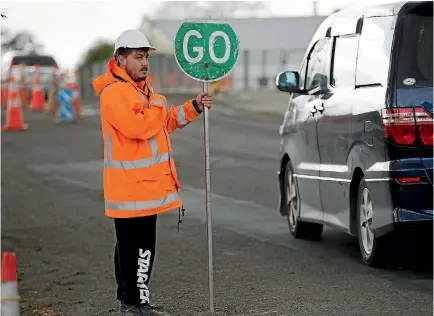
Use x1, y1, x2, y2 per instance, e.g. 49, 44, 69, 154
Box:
174, 19, 239, 314
203, 80, 214, 313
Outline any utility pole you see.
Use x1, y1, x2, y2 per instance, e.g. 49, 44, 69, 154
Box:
313, 1, 318, 16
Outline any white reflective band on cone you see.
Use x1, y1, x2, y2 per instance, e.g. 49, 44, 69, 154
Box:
1, 281, 20, 316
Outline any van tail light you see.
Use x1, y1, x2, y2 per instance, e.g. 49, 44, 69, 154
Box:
415, 108, 434, 146
397, 177, 420, 183
382, 107, 433, 146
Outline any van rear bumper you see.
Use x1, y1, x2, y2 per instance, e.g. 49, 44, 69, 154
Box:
366, 158, 433, 237
393, 207, 433, 222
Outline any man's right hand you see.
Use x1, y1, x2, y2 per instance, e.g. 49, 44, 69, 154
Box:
195, 92, 213, 112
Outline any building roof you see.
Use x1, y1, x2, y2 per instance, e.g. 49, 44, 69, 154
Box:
139, 16, 174, 55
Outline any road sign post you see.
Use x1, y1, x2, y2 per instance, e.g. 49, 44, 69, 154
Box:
174, 20, 239, 313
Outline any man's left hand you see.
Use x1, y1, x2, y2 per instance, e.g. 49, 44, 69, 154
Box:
196, 92, 213, 112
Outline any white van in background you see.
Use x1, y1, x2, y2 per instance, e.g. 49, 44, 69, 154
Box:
1, 51, 59, 101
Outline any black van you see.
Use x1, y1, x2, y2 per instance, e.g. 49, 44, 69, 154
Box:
276, 1, 432, 266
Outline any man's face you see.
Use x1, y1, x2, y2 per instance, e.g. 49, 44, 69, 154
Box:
121, 49, 149, 82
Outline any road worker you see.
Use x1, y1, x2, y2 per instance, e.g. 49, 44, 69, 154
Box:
92, 29, 212, 316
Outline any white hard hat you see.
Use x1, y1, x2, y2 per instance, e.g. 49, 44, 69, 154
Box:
114, 29, 156, 52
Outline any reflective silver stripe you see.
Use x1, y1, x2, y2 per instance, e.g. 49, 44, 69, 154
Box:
103, 84, 169, 170
149, 99, 170, 113
104, 152, 171, 169
105, 133, 168, 169
149, 99, 166, 107
149, 137, 158, 157
177, 104, 188, 126
105, 192, 180, 211
104, 116, 166, 169
106, 133, 113, 160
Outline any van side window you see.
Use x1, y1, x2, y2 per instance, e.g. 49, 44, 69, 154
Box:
396, 11, 432, 88
305, 38, 330, 92
356, 16, 396, 86
330, 35, 359, 89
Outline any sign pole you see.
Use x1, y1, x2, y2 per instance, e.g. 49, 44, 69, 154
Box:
174, 19, 239, 314
203, 80, 214, 313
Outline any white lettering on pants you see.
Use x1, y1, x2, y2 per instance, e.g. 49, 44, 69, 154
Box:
137, 249, 151, 304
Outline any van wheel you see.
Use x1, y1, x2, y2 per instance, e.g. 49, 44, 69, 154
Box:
357, 177, 394, 267
284, 162, 323, 240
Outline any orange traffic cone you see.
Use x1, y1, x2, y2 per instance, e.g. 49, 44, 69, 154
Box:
1, 252, 20, 316
181, 73, 189, 87
1, 75, 9, 109
194, 80, 201, 90
45, 65, 59, 114
3, 75, 28, 132
72, 70, 82, 119
30, 65, 45, 111
168, 73, 176, 90
19, 63, 29, 109
153, 75, 161, 93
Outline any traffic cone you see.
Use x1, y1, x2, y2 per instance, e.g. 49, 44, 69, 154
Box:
30, 65, 45, 111
181, 73, 189, 87
168, 73, 176, 91
3, 75, 28, 132
45, 65, 59, 114
19, 63, 29, 109
194, 80, 201, 90
1, 252, 20, 316
71, 70, 82, 119
2, 77, 9, 109
153, 75, 161, 93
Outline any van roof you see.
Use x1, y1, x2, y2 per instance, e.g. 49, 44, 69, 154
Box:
327, 1, 431, 22
309, 1, 429, 45
331, 1, 408, 19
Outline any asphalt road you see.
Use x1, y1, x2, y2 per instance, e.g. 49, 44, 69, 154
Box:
2, 95, 433, 316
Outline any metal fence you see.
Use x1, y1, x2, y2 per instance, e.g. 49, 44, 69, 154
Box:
78, 48, 305, 104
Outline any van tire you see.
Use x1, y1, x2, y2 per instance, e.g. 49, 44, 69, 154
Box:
357, 177, 395, 267
284, 162, 323, 241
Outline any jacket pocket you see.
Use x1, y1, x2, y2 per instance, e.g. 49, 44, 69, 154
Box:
128, 163, 172, 183
132, 172, 177, 203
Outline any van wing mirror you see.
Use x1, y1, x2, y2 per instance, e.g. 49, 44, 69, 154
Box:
276, 71, 300, 93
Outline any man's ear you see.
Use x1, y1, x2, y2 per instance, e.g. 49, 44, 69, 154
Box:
117, 56, 126, 67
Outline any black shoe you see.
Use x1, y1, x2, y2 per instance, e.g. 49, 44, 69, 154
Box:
120, 303, 170, 316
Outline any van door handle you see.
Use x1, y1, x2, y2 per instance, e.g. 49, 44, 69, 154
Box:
316, 103, 324, 114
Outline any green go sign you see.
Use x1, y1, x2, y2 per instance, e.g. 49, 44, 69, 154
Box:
174, 20, 240, 82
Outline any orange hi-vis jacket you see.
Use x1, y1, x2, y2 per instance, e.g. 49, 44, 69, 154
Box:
92, 59, 201, 218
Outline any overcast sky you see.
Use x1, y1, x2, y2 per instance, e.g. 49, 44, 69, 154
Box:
1, 0, 396, 70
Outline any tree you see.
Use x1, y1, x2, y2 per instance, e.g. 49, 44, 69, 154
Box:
80, 39, 114, 66
1, 28, 44, 54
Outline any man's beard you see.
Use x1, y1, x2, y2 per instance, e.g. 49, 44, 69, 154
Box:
127, 68, 147, 82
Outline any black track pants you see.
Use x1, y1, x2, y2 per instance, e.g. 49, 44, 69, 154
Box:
114, 215, 157, 305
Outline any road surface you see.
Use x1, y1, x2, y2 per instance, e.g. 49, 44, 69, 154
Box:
2, 95, 432, 316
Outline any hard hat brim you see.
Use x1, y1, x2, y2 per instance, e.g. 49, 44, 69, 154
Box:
114, 45, 156, 51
